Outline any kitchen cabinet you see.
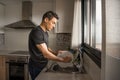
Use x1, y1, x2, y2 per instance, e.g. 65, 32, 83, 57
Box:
0, 56, 6, 80
55, 0, 74, 33
0, 3, 5, 33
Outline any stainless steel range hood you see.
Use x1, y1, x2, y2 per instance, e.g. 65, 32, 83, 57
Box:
5, 1, 36, 29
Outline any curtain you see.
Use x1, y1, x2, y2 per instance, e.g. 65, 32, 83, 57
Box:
71, 0, 81, 49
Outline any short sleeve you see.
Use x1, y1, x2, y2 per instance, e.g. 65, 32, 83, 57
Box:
31, 30, 45, 44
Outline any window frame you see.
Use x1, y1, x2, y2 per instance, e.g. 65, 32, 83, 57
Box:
81, 0, 101, 68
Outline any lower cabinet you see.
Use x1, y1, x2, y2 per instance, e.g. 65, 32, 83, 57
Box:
0, 56, 6, 80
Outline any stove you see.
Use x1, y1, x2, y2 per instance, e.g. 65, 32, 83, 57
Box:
6, 51, 29, 80
9, 51, 29, 55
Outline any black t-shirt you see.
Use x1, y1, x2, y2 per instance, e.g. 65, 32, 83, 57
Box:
29, 26, 48, 63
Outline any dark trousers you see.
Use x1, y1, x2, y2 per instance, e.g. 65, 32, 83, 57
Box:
28, 58, 48, 80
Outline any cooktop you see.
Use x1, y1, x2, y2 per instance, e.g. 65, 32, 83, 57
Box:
9, 51, 29, 55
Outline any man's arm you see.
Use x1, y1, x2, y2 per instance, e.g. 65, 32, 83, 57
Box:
36, 43, 71, 62
48, 48, 58, 56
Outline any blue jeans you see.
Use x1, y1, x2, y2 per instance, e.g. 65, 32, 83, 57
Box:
28, 58, 48, 80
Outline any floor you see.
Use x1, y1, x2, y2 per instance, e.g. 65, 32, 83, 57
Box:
35, 70, 92, 80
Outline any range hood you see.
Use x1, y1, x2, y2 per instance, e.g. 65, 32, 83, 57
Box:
5, 1, 36, 29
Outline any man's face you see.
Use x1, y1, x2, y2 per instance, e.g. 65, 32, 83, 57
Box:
44, 17, 57, 31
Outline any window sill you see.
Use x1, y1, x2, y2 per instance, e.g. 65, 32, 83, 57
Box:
82, 43, 101, 68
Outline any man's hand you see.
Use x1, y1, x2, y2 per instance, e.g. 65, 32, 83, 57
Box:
57, 50, 73, 63
62, 56, 72, 63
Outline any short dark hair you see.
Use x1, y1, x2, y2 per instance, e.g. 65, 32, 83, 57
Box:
42, 11, 59, 21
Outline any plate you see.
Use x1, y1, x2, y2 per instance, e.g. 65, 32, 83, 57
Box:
57, 51, 73, 67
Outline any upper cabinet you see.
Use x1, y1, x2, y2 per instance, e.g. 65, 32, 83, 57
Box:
0, 3, 5, 33
55, 0, 74, 33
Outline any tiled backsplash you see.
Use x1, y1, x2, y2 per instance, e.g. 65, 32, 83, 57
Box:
56, 33, 71, 50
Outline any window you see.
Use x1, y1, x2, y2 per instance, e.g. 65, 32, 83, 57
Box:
84, 0, 102, 50
95, 0, 102, 50
82, 0, 102, 68
84, 0, 90, 44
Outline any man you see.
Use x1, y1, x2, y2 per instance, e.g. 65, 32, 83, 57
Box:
28, 11, 71, 80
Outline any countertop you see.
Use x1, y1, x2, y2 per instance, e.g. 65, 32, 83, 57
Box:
0, 50, 30, 57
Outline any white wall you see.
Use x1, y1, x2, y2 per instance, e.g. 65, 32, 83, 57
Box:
4, 28, 31, 51
0, 0, 55, 27
1, 0, 56, 51
102, 0, 120, 80
1, 0, 74, 51
0, 0, 22, 25
105, 0, 120, 79
32, 0, 55, 25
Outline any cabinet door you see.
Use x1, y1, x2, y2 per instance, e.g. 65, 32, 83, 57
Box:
55, 0, 74, 33
0, 56, 6, 80
0, 4, 5, 32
